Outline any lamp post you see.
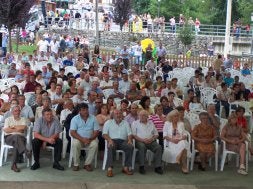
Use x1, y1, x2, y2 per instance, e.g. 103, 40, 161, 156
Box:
224, 0, 232, 58
251, 12, 253, 54
157, 0, 161, 18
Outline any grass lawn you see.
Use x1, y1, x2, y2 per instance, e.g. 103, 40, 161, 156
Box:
11, 43, 37, 54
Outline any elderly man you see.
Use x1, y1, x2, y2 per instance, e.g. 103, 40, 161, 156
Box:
132, 110, 163, 174
3, 105, 30, 172
103, 109, 134, 177
31, 108, 64, 171
70, 103, 99, 171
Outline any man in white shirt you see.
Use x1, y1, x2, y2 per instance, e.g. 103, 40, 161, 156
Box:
50, 37, 60, 54
132, 41, 142, 65
37, 37, 50, 53
119, 72, 130, 95
100, 74, 113, 90
132, 110, 163, 175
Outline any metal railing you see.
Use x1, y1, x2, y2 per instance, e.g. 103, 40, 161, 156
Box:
42, 16, 252, 37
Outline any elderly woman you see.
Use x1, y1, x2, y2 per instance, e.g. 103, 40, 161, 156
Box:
162, 110, 189, 174
192, 112, 216, 171
221, 113, 247, 175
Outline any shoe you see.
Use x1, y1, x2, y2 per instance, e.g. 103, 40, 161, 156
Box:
84, 164, 93, 172
11, 163, 20, 172
107, 169, 113, 177
139, 166, 146, 174
154, 167, 163, 175
198, 164, 206, 171
53, 162, 64, 171
237, 168, 248, 175
72, 166, 79, 171
31, 162, 40, 170
122, 168, 133, 175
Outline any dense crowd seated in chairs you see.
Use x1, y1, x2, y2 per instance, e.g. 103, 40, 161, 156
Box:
0, 37, 252, 176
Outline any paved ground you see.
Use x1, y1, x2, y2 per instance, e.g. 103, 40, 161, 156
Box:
0, 151, 251, 189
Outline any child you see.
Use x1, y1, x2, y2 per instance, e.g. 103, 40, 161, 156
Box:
189, 96, 203, 111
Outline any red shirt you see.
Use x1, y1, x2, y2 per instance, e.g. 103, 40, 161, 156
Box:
237, 116, 247, 129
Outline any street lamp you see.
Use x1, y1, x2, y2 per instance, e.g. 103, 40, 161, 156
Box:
157, 0, 161, 18
251, 12, 253, 54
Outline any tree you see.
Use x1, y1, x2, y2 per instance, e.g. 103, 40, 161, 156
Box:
114, 0, 132, 31
0, 0, 36, 52
178, 24, 195, 53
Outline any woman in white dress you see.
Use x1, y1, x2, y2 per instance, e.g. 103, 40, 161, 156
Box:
162, 110, 189, 173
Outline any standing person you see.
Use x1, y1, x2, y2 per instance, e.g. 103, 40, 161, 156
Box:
145, 57, 156, 80
132, 41, 142, 66
2, 33, 8, 57
102, 109, 134, 177
132, 110, 163, 175
145, 43, 153, 65
37, 37, 50, 53
195, 18, 201, 35
213, 54, 223, 74
75, 11, 82, 30
170, 16, 176, 34
70, 103, 99, 171
157, 42, 167, 64
50, 37, 60, 55
120, 45, 130, 70
31, 108, 64, 171
3, 105, 30, 172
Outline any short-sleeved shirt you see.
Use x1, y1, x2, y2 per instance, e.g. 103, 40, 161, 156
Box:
33, 117, 62, 138
103, 119, 132, 140
131, 120, 158, 139
70, 114, 99, 138
4, 116, 28, 136
21, 105, 35, 120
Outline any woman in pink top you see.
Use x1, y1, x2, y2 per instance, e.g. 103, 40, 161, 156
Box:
149, 104, 166, 146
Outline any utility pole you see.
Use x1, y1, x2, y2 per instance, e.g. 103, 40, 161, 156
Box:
224, 0, 232, 58
95, 0, 99, 45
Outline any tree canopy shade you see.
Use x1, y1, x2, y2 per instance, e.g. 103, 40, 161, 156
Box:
114, 0, 132, 31
0, 0, 36, 52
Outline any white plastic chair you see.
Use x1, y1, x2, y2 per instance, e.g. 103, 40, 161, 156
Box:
220, 140, 248, 172
0, 126, 31, 167
102, 140, 126, 170
163, 131, 191, 171
68, 135, 98, 168
200, 87, 217, 108
190, 139, 219, 171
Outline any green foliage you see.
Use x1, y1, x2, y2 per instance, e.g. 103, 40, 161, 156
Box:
132, 0, 253, 25
178, 25, 195, 47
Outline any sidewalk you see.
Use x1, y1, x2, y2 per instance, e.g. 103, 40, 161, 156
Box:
0, 154, 251, 189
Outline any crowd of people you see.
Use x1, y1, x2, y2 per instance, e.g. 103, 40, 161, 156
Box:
0, 31, 251, 177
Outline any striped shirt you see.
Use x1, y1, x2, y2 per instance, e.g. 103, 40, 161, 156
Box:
149, 114, 165, 132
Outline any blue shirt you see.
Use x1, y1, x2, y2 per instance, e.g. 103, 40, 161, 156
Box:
63, 59, 74, 66
224, 77, 234, 87
70, 114, 99, 138
2, 35, 8, 48
241, 69, 251, 75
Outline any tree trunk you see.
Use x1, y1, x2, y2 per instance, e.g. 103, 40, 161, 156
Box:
16, 28, 20, 53
8, 27, 12, 53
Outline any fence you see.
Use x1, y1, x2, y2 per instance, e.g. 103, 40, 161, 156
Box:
93, 50, 253, 70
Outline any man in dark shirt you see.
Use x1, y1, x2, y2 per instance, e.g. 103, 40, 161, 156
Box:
23, 74, 40, 93
161, 60, 173, 82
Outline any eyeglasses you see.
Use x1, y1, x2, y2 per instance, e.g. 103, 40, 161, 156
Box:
95, 101, 102, 104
